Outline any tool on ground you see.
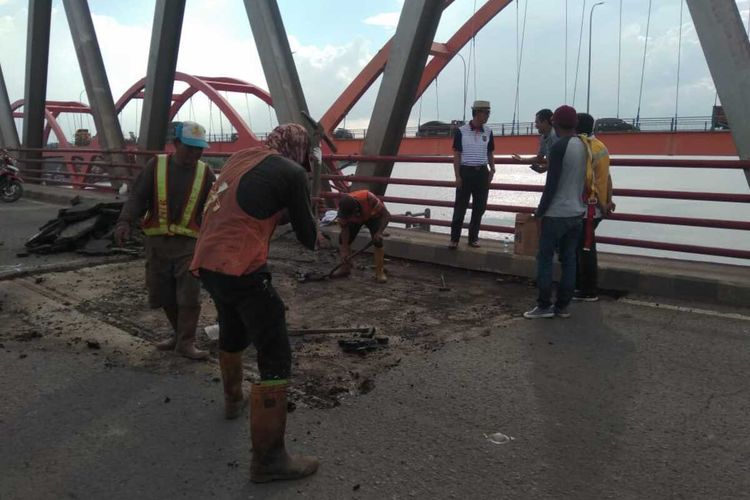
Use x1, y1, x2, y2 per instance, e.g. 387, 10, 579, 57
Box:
288, 325, 376, 337
439, 273, 450, 291
296, 240, 374, 283
338, 337, 389, 354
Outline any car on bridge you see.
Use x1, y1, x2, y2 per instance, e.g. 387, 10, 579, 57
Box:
333, 128, 354, 139
416, 120, 453, 137
593, 118, 640, 134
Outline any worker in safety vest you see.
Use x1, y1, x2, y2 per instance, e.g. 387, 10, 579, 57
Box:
575, 112, 615, 302
333, 190, 390, 283
190, 124, 319, 483
114, 121, 215, 360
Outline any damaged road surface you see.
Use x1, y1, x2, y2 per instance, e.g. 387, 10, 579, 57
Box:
0, 232, 521, 409
3, 229, 750, 498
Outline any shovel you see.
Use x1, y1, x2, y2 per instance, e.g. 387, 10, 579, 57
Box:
297, 240, 374, 283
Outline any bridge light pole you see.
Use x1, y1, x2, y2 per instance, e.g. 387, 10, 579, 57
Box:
587, 1, 605, 114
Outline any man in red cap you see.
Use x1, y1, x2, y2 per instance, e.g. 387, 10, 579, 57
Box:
524, 105, 587, 319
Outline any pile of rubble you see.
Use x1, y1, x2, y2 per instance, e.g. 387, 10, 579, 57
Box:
25, 199, 142, 256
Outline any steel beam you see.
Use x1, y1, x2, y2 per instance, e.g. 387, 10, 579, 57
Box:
352, 1, 444, 195
63, 0, 128, 188
686, 0, 750, 186
0, 64, 20, 150
21, 0, 52, 175
138, 0, 186, 151
244, 0, 310, 128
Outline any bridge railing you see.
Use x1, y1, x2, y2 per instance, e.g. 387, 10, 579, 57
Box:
6, 147, 749, 262
330, 115, 725, 139
322, 154, 750, 262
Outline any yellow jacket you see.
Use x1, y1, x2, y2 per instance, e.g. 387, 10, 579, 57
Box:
580, 135, 610, 208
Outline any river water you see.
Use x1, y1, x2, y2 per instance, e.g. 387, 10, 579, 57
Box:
363, 156, 750, 267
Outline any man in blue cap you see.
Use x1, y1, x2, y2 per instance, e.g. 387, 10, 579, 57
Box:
115, 121, 216, 359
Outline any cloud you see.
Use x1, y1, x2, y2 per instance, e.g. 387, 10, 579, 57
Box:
363, 12, 399, 31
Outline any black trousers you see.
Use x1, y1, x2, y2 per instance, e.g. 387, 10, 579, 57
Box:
576, 218, 602, 295
199, 269, 291, 380
450, 165, 489, 243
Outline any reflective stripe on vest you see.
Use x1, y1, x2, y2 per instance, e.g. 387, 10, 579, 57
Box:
142, 155, 207, 237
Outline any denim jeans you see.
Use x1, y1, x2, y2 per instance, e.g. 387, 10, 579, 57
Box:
536, 216, 583, 308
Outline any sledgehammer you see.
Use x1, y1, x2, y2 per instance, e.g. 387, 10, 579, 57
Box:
287, 325, 376, 337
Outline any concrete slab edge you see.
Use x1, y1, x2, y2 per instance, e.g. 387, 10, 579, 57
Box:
326, 229, 749, 309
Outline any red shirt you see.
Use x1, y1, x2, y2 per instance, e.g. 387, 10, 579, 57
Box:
338, 190, 384, 226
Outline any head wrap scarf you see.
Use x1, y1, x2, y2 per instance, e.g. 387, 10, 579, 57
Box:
265, 123, 310, 171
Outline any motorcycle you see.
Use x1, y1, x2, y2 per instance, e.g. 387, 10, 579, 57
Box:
0, 150, 23, 203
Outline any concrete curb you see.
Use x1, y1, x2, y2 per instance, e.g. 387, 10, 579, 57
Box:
325, 226, 750, 308
21, 184, 122, 206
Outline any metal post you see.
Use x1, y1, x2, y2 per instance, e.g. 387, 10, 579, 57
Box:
139, 0, 186, 152
63, 0, 128, 189
244, 0, 310, 129
353, 0, 443, 195
586, 2, 604, 114
686, 0, 750, 187
0, 64, 20, 150
21, 0, 52, 176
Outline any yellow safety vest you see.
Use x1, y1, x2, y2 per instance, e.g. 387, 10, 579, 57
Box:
142, 154, 207, 238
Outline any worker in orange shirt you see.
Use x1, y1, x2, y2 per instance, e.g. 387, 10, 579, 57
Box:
333, 190, 390, 283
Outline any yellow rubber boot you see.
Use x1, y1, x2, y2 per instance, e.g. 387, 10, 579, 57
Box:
250, 382, 319, 483
373, 247, 387, 283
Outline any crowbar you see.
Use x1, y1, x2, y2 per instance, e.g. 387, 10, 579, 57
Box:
296, 240, 374, 283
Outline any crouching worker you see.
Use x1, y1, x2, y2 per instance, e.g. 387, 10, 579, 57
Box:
333, 190, 390, 283
190, 123, 319, 483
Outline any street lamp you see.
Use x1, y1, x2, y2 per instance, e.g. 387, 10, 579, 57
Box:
455, 53, 467, 122
586, 1, 605, 114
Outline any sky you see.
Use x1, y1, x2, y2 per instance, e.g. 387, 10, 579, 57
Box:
1, 0, 749, 141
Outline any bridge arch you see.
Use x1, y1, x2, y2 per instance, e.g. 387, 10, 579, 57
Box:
114, 72, 273, 150
320, 0, 513, 135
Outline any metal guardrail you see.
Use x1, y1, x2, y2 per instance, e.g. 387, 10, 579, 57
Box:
4, 147, 749, 260
329, 115, 727, 139
321, 154, 750, 261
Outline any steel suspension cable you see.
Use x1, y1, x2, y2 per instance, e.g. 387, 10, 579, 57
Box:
565, 0, 568, 103
674, 0, 684, 128
636, 0, 653, 127
617, 0, 623, 117
244, 93, 252, 129
572, 0, 587, 106
512, 0, 519, 132
472, 0, 478, 102
435, 77, 440, 121
135, 98, 139, 137
512, 0, 529, 134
